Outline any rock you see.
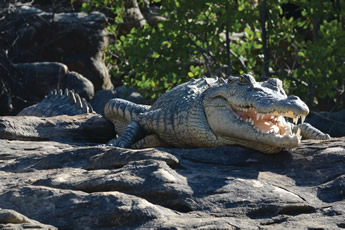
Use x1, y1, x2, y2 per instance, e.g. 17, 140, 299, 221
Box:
0, 50, 26, 116
64, 71, 95, 100
88, 147, 180, 169
0, 209, 56, 229
3, 5, 112, 91
14, 62, 94, 101
0, 131, 344, 229
14, 63, 68, 100
306, 109, 345, 137
0, 114, 114, 143
0, 186, 178, 229
91, 86, 143, 115
0, 4, 113, 115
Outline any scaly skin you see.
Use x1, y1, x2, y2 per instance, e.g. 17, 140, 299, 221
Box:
105, 75, 330, 153
18, 89, 94, 117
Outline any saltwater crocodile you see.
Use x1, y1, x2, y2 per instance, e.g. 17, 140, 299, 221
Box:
18, 74, 330, 153
104, 74, 330, 153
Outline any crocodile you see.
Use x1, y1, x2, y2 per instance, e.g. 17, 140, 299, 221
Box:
104, 74, 330, 153
18, 74, 330, 153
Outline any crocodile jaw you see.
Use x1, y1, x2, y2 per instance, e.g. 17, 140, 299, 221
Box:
204, 96, 307, 153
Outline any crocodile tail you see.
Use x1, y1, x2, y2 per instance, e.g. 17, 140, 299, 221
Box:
17, 89, 95, 117
104, 98, 150, 135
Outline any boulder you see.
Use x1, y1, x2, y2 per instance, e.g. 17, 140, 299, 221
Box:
14, 62, 94, 101
3, 5, 112, 91
306, 109, 345, 137
0, 50, 22, 116
0, 3, 113, 115
0, 209, 56, 229
65, 71, 95, 100
0, 114, 344, 229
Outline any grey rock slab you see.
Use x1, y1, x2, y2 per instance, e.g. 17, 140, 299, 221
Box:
35, 159, 194, 212
88, 147, 180, 169
0, 137, 344, 229
0, 140, 113, 173
0, 114, 115, 143
0, 209, 57, 229
0, 185, 178, 230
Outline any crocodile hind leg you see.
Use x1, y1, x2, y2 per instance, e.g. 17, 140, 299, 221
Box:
104, 98, 150, 135
108, 120, 146, 147
104, 99, 166, 148
293, 123, 331, 140
108, 122, 167, 148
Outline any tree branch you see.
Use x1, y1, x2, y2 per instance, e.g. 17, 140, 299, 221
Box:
184, 31, 216, 76
225, 1, 232, 76
260, 0, 269, 79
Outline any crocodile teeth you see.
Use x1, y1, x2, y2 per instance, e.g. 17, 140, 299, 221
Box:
272, 111, 296, 119
293, 116, 299, 125
284, 111, 294, 118
257, 128, 262, 133
255, 113, 266, 120
301, 115, 306, 124
296, 127, 301, 136
295, 127, 302, 140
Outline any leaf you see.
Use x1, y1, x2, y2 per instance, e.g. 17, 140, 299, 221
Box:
151, 51, 161, 58
297, 51, 305, 57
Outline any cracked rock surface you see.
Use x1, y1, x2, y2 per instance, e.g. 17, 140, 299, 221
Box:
0, 119, 344, 229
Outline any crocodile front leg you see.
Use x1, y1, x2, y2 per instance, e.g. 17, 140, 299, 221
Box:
293, 123, 331, 140
108, 120, 146, 148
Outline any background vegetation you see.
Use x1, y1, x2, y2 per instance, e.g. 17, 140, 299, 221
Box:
81, 0, 345, 111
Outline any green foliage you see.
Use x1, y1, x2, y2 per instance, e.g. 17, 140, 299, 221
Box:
81, 0, 345, 110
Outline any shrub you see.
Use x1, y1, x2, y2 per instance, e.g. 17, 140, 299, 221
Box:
81, 0, 345, 111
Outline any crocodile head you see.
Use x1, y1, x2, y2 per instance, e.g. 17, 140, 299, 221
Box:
203, 74, 309, 153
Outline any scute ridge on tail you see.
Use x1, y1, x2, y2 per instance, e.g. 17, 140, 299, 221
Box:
17, 89, 95, 117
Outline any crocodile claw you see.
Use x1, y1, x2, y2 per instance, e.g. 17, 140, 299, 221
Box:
107, 139, 126, 148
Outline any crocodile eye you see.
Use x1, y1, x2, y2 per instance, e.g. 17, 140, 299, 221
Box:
227, 76, 236, 84
238, 75, 249, 85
